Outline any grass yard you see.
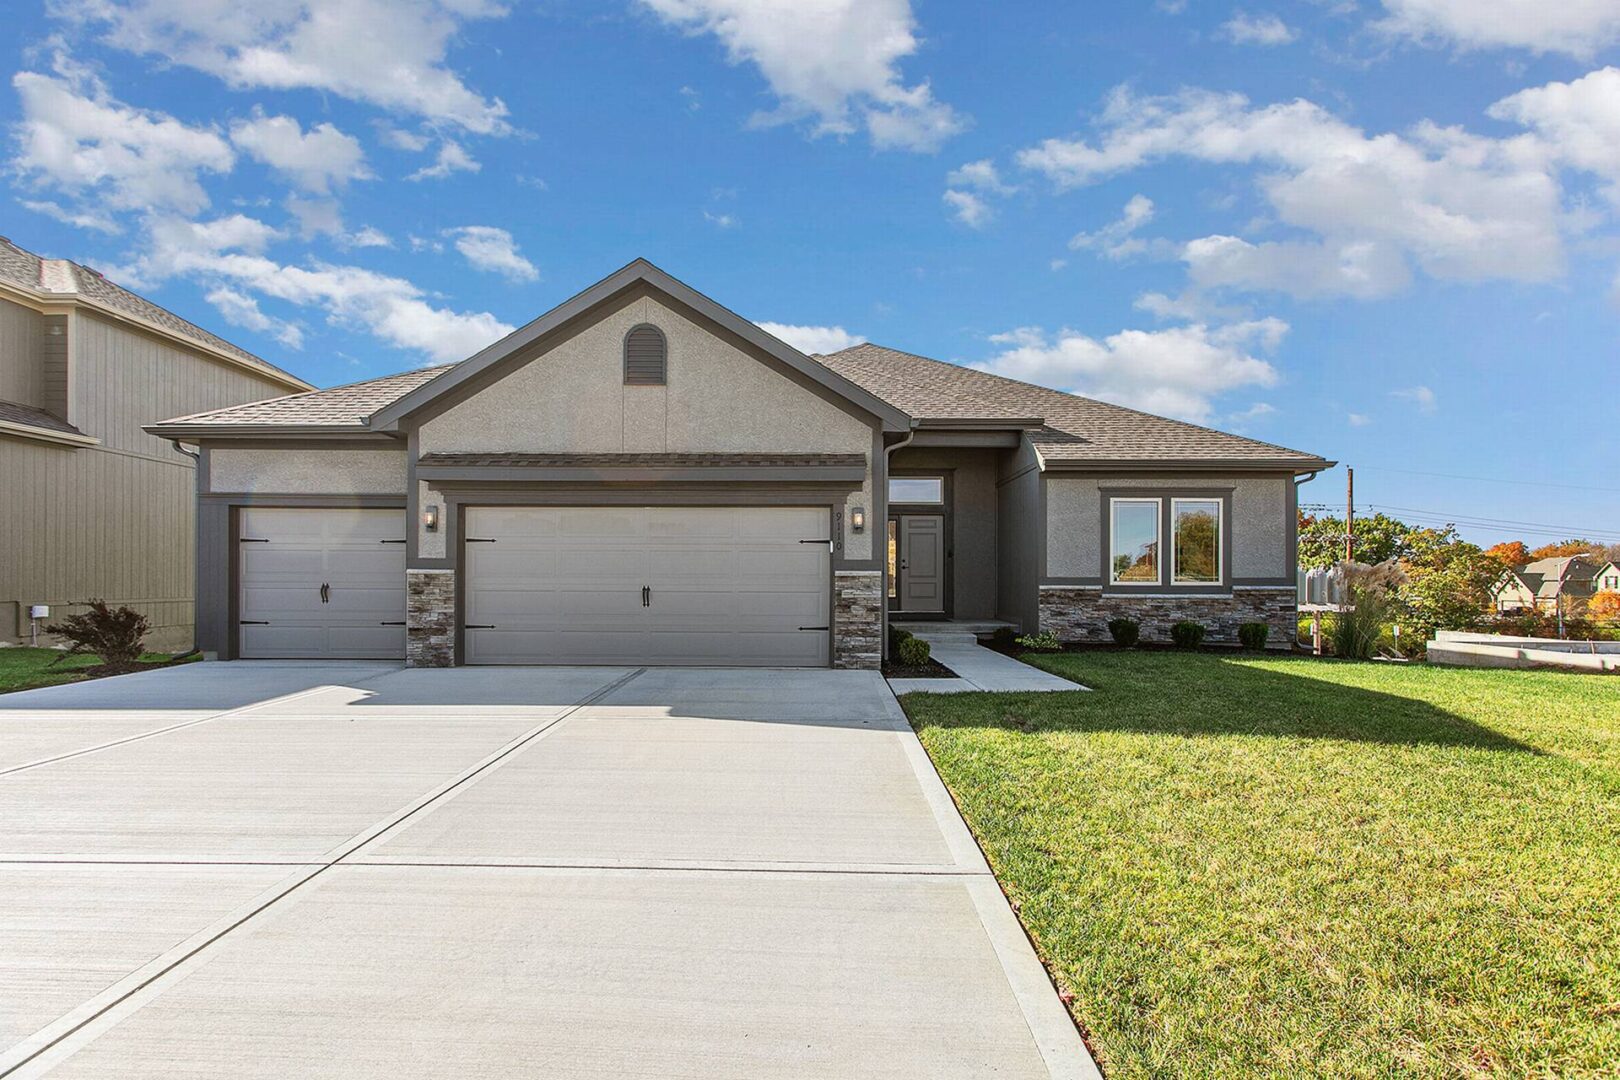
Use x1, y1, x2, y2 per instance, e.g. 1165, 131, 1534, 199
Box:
0, 647, 192, 694
902, 651, 1620, 1079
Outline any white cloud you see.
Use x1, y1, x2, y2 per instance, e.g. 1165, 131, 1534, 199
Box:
229, 111, 370, 193
975, 319, 1285, 422
1392, 384, 1437, 412
407, 140, 479, 181
346, 226, 392, 248
205, 285, 304, 348
1069, 194, 1157, 259
1221, 12, 1297, 45
19, 198, 122, 234
443, 225, 537, 282
639, 0, 965, 151
1348, 412, 1372, 426
1017, 85, 1568, 298
1489, 67, 1620, 197
942, 188, 993, 228
947, 158, 1014, 194
375, 123, 430, 152
119, 214, 513, 363
756, 321, 863, 354
57, 0, 511, 133
10, 53, 234, 215
703, 210, 739, 228
1374, 0, 1620, 57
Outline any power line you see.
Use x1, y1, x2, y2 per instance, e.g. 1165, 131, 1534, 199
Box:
1365, 504, 1620, 542
1357, 465, 1620, 495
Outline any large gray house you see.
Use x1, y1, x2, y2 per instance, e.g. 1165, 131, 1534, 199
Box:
1, 236, 312, 650
148, 260, 1332, 668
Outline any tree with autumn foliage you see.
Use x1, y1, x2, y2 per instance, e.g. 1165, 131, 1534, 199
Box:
1529, 539, 1598, 560
1484, 540, 1530, 567
1591, 591, 1620, 625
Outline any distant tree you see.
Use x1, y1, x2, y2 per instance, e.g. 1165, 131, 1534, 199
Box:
1397, 529, 1499, 642
1590, 591, 1620, 625
1529, 539, 1597, 560
1298, 512, 1411, 571
1484, 540, 1530, 568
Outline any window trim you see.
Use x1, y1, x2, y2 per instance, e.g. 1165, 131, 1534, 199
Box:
622, 323, 668, 386
1171, 496, 1224, 586
1109, 497, 1163, 587
1094, 487, 1237, 595
887, 475, 945, 505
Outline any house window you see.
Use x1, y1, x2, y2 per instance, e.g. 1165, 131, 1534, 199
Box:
1172, 498, 1222, 584
889, 476, 944, 503
624, 324, 667, 385
1110, 498, 1161, 585
1606, 574, 1618, 590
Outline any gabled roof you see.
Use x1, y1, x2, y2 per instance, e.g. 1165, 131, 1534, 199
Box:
364, 259, 910, 432
816, 342, 1330, 469
0, 236, 311, 391
151, 365, 454, 436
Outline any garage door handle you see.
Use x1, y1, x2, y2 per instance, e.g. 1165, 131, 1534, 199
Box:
379, 539, 406, 544
379, 621, 406, 626
240, 620, 269, 625
320, 583, 330, 604
464, 624, 496, 629
240, 537, 269, 543
642, 586, 650, 607
466, 538, 497, 543
798, 625, 829, 632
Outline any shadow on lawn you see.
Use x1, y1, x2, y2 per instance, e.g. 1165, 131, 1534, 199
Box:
939, 652, 1539, 754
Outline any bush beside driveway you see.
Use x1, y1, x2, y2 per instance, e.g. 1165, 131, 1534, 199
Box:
900, 652, 1620, 1079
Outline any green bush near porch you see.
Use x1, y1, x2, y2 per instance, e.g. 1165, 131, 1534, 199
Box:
901, 651, 1620, 1079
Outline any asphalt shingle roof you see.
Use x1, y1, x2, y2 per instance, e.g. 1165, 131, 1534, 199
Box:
157, 365, 457, 428
0, 236, 306, 389
0, 399, 87, 436
418, 452, 867, 468
152, 334, 1329, 470
814, 343, 1326, 465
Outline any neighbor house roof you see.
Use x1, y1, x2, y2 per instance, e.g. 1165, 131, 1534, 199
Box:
154, 365, 456, 432
815, 343, 1328, 468
0, 398, 88, 437
0, 236, 311, 391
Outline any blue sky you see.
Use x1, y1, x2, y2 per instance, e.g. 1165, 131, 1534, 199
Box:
4, 0, 1618, 548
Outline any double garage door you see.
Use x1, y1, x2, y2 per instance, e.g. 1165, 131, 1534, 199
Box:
464, 506, 831, 666
238, 506, 831, 666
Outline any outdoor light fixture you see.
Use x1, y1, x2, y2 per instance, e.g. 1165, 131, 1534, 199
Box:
851, 506, 866, 532
423, 504, 440, 532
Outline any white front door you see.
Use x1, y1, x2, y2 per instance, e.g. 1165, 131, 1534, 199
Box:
463, 506, 831, 666
237, 508, 406, 659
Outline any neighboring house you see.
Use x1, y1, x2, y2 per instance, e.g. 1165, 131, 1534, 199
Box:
0, 236, 312, 650
1492, 556, 1601, 614
1595, 562, 1620, 594
147, 260, 1332, 668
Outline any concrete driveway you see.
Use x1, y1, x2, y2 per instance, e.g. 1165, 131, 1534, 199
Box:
0, 662, 1095, 1079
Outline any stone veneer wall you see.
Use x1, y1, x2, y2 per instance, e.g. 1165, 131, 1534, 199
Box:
407, 569, 456, 667
833, 571, 882, 669
1039, 586, 1296, 649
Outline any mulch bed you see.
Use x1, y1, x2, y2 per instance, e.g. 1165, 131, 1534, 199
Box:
882, 657, 959, 679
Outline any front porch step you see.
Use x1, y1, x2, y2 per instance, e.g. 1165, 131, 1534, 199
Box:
899, 620, 1015, 640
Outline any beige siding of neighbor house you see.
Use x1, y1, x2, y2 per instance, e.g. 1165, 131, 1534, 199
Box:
208, 448, 408, 494
418, 293, 877, 561
1, 311, 299, 649
0, 296, 45, 408
1045, 474, 1292, 582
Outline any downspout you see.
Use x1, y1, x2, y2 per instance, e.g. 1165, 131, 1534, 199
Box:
879, 425, 919, 662
167, 438, 203, 661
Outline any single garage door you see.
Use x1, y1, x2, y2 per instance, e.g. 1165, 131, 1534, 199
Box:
238, 508, 406, 659
464, 506, 831, 666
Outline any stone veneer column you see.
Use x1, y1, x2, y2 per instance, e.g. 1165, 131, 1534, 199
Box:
1039, 585, 1298, 649
406, 569, 456, 667
833, 570, 882, 669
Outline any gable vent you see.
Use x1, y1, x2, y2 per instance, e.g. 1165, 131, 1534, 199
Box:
624, 324, 668, 385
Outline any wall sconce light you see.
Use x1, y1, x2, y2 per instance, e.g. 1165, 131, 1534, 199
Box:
423, 504, 440, 532
850, 506, 866, 533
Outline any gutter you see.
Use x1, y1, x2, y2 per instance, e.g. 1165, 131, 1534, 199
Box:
165, 438, 205, 661
878, 424, 920, 662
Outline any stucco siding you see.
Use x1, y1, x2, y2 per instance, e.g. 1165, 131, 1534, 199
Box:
0, 437, 194, 650
208, 448, 408, 494
417, 293, 877, 562
70, 311, 294, 458
996, 440, 1042, 631
890, 447, 999, 620
1046, 474, 1292, 582
0, 296, 44, 409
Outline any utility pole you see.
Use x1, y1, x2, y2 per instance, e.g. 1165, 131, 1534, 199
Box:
1345, 467, 1355, 563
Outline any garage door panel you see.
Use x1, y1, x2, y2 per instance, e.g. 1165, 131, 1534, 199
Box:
464, 506, 831, 667
327, 625, 407, 658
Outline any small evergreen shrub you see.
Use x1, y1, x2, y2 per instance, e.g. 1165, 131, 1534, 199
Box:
1237, 622, 1270, 650
1015, 631, 1061, 652
1107, 617, 1140, 647
988, 626, 1020, 649
896, 634, 932, 667
1170, 620, 1206, 649
46, 600, 149, 668
889, 626, 913, 653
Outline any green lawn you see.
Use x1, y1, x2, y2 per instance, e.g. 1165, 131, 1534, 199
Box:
902, 651, 1620, 1079
0, 647, 191, 694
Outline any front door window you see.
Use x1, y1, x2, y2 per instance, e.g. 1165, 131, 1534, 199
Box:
887, 519, 898, 599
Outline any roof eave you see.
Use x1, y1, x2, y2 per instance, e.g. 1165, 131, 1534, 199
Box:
143, 423, 397, 441
1040, 457, 1336, 473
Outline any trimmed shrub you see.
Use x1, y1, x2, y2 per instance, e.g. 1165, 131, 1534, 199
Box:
896, 634, 931, 667
988, 626, 1020, 649
1107, 617, 1140, 647
1237, 622, 1270, 650
889, 626, 913, 654
46, 599, 149, 668
1170, 620, 1206, 649
1015, 631, 1061, 652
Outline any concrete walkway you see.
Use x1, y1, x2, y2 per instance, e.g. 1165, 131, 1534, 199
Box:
0, 662, 1098, 1079
890, 626, 1088, 694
